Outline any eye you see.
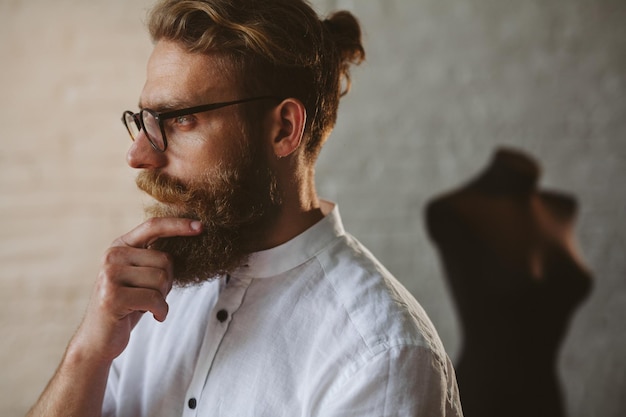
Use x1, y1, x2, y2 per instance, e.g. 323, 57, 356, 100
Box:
165, 114, 197, 133
174, 115, 196, 127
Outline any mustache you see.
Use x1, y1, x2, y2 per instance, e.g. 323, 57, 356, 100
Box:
136, 170, 196, 205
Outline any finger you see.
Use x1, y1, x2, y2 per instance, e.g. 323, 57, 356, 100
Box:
108, 286, 170, 322
113, 217, 203, 249
100, 247, 174, 296
100, 261, 172, 298
103, 245, 172, 270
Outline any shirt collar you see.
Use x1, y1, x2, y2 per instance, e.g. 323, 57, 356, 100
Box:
232, 200, 344, 279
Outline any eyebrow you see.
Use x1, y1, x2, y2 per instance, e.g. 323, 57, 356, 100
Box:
137, 98, 199, 112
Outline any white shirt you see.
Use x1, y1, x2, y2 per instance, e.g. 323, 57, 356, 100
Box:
103, 202, 463, 416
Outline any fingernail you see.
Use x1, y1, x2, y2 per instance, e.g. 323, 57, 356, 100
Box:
190, 221, 202, 231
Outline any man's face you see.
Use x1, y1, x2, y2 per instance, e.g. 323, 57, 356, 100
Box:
128, 40, 281, 285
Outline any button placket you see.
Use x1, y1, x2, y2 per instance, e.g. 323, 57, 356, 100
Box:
182, 276, 252, 415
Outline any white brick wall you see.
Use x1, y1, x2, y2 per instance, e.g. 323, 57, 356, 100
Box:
1, 1, 624, 416
0, 1, 153, 414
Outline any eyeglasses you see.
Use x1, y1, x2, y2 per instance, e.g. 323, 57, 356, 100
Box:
121, 96, 279, 152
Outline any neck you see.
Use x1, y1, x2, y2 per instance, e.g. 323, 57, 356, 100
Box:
252, 160, 324, 251
474, 147, 540, 194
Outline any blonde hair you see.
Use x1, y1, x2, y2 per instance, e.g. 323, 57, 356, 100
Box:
147, 0, 365, 159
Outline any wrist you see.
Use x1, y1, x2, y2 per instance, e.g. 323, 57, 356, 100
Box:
64, 334, 114, 376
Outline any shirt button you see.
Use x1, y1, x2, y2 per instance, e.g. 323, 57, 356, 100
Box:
216, 309, 228, 322
188, 398, 197, 409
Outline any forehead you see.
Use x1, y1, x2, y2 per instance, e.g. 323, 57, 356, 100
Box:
140, 40, 236, 109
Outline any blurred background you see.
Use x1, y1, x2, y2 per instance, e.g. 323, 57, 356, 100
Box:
0, 0, 624, 415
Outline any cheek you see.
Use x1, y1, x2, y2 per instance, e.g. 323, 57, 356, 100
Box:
165, 143, 212, 180
218, 117, 256, 166
169, 127, 234, 176
168, 112, 258, 180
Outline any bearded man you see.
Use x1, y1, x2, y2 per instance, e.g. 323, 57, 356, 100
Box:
28, 0, 463, 416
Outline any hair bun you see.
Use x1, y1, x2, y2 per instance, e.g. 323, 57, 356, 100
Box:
323, 11, 365, 65
323, 11, 365, 96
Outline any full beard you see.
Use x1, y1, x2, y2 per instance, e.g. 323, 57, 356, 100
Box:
135, 155, 281, 287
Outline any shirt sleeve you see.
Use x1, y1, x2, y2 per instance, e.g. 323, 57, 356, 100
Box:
317, 344, 463, 417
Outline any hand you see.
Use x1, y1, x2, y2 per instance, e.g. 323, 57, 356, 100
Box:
70, 217, 203, 364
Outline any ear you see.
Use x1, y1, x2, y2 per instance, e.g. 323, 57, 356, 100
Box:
269, 98, 306, 158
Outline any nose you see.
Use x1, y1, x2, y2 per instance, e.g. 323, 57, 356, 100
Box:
126, 130, 167, 169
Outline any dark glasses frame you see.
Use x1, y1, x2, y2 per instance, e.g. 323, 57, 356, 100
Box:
121, 95, 280, 152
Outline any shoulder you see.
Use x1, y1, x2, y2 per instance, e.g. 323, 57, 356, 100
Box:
315, 233, 448, 364
310, 235, 461, 414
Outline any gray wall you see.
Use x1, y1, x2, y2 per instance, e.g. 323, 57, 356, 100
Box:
0, 0, 624, 416
314, 1, 625, 416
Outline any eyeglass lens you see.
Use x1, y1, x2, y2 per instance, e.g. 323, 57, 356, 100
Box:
124, 112, 140, 139
123, 111, 165, 151
141, 111, 165, 151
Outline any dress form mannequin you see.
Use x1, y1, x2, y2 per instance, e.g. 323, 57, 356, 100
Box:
425, 148, 592, 417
